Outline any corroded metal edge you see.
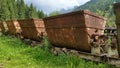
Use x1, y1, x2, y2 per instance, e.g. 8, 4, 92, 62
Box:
43, 10, 106, 20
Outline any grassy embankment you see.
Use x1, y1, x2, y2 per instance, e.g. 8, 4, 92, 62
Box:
0, 34, 116, 68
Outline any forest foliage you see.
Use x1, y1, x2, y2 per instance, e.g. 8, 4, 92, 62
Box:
0, 0, 46, 22
0, 0, 120, 27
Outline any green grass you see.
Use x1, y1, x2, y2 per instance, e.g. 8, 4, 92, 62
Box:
0, 34, 116, 68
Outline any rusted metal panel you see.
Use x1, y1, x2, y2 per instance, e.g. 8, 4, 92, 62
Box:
18, 18, 45, 41
6, 20, 21, 35
114, 2, 120, 54
85, 14, 106, 31
0, 22, 6, 34
44, 10, 106, 52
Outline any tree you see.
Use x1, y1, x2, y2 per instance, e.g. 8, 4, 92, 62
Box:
38, 10, 45, 18
27, 3, 38, 18
25, 4, 29, 18
13, 0, 19, 19
17, 0, 26, 19
0, 0, 45, 21
0, 0, 10, 21
7, 0, 16, 19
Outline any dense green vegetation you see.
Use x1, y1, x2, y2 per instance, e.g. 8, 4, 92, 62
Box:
0, 0, 46, 22
0, 34, 116, 68
74, 0, 120, 27
49, 11, 61, 16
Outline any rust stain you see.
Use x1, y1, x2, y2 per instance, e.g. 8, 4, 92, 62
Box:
44, 10, 106, 52
18, 18, 46, 41
6, 20, 21, 35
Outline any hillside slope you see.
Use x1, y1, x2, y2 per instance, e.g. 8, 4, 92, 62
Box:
74, 0, 120, 27
74, 0, 117, 12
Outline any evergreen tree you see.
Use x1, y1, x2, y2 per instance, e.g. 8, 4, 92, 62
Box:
0, 0, 45, 21
25, 4, 29, 18
28, 3, 38, 18
17, 0, 26, 19
0, 0, 10, 21
7, 0, 16, 20
38, 10, 45, 18
13, 0, 19, 19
